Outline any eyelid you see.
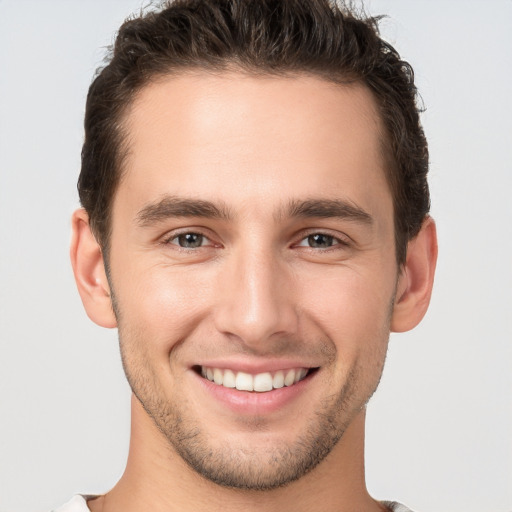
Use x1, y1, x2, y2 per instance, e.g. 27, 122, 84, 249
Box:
294, 229, 352, 248
161, 228, 219, 247
159, 227, 351, 250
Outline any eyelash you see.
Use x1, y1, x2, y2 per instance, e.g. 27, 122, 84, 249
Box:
163, 231, 215, 249
295, 232, 350, 250
162, 230, 350, 251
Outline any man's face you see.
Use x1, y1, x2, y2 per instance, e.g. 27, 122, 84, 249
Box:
107, 72, 398, 489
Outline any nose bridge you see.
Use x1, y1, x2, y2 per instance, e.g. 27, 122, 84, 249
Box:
214, 240, 297, 346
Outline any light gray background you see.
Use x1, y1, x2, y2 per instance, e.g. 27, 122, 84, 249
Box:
0, 1, 511, 511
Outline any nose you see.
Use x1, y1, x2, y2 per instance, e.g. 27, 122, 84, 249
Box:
213, 245, 298, 349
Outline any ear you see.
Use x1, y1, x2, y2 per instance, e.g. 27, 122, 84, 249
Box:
70, 208, 117, 328
391, 216, 438, 332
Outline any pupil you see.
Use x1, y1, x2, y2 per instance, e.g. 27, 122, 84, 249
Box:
179, 233, 203, 248
308, 234, 333, 248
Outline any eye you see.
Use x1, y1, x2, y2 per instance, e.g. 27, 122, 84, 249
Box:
169, 232, 208, 249
296, 233, 347, 249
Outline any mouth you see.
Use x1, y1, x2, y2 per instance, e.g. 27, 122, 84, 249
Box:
194, 365, 318, 393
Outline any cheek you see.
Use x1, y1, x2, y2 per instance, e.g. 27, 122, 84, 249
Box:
112, 262, 213, 357
300, 267, 395, 354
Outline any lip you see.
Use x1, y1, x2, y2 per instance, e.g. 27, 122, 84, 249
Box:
190, 364, 318, 415
192, 358, 316, 374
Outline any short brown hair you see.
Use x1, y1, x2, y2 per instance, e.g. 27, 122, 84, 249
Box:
79, 0, 429, 264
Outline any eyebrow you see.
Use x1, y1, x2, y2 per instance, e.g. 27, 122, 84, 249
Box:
136, 195, 373, 227
286, 198, 373, 225
136, 196, 232, 226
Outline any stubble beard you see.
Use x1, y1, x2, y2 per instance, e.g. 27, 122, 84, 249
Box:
118, 331, 388, 491
142, 371, 357, 490
109, 267, 393, 491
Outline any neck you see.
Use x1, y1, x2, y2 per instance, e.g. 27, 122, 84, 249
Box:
88, 395, 383, 512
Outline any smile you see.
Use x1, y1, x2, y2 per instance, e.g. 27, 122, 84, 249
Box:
200, 366, 312, 392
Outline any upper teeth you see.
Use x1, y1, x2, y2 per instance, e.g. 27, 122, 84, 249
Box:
201, 367, 308, 392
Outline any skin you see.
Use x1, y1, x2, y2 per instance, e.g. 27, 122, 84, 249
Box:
71, 72, 437, 512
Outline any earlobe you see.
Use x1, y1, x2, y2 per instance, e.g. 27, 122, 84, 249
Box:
70, 208, 117, 328
391, 217, 438, 333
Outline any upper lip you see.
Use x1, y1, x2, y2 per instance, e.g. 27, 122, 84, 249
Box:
192, 358, 319, 374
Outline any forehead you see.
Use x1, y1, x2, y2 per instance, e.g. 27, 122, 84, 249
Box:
115, 71, 390, 221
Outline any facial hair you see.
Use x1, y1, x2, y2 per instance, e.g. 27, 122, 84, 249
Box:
108, 263, 394, 490
116, 326, 389, 490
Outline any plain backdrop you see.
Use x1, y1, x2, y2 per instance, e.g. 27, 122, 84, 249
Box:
0, 1, 511, 511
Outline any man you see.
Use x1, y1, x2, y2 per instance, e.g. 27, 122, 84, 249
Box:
63, 0, 437, 510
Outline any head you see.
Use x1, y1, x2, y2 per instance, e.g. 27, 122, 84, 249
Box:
79, 0, 429, 266
71, 0, 436, 494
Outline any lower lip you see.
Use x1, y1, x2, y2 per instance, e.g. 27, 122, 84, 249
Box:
194, 371, 316, 415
